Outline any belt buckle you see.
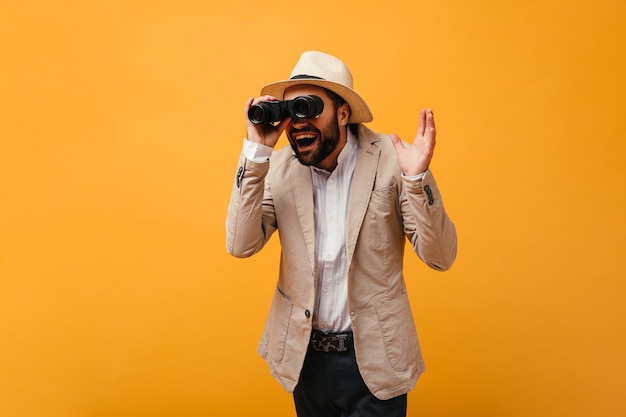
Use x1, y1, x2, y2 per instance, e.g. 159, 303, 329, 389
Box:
335, 334, 348, 352
312, 331, 349, 352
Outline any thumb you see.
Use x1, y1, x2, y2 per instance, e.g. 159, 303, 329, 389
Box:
389, 133, 406, 154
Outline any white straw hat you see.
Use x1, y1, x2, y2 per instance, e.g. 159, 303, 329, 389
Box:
260, 51, 373, 124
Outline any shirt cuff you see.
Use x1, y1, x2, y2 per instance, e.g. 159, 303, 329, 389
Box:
402, 171, 426, 180
243, 138, 273, 163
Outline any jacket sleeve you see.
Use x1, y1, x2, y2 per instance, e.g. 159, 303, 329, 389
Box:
401, 169, 457, 271
225, 151, 277, 258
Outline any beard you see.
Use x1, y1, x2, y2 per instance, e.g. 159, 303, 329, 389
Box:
287, 115, 341, 167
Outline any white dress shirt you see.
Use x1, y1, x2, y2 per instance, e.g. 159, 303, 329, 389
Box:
309, 132, 359, 332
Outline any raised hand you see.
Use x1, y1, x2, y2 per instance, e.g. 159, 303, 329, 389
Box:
390, 108, 437, 176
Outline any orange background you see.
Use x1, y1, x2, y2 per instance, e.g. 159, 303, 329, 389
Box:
1, 1, 625, 416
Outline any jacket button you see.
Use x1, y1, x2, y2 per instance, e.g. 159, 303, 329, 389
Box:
235, 166, 244, 188
424, 185, 434, 205
305, 309, 311, 318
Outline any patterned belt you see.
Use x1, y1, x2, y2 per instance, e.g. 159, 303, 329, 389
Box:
310, 329, 353, 352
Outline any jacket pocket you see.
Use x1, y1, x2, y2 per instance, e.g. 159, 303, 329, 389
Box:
375, 293, 419, 372
365, 183, 402, 266
268, 286, 293, 362
369, 183, 398, 210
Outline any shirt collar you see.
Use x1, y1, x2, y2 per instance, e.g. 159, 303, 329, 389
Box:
311, 128, 359, 175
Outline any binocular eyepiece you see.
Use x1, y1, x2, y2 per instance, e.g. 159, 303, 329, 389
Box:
248, 95, 324, 125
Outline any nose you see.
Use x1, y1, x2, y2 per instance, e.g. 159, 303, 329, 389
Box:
290, 117, 309, 129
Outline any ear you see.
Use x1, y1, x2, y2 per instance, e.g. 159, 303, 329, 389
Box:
337, 103, 350, 126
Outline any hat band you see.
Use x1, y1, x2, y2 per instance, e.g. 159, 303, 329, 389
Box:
289, 74, 325, 80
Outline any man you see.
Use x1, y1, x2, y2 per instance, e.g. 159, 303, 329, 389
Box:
226, 51, 457, 417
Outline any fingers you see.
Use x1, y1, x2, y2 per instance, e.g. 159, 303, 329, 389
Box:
425, 109, 436, 140
426, 108, 435, 129
275, 115, 292, 136
389, 133, 406, 154
394, 108, 437, 145
418, 109, 426, 137
244, 95, 278, 118
418, 108, 436, 135
416, 108, 436, 146
244, 95, 283, 147
244, 96, 274, 130
244, 97, 254, 118
252, 95, 278, 106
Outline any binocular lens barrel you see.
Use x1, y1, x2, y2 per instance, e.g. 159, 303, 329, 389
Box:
290, 95, 324, 119
248, 95, 324, 125
248, 105, 271, 125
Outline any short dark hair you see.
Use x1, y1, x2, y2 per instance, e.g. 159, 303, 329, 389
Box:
324, 88, 359, 136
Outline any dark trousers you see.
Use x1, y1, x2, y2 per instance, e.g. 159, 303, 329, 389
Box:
293, 344, 407, 417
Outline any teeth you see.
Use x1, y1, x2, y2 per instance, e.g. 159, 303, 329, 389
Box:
295, 133, 316, 140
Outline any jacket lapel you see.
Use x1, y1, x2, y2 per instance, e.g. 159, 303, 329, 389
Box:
346, 127, 381, 267
290, 156, 317, 275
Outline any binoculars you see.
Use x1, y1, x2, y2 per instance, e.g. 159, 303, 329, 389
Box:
248, 95, 324, 125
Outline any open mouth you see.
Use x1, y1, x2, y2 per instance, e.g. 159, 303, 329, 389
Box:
294, 133, 318, 149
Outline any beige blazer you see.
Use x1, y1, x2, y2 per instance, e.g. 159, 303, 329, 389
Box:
226, 124, 457, 400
